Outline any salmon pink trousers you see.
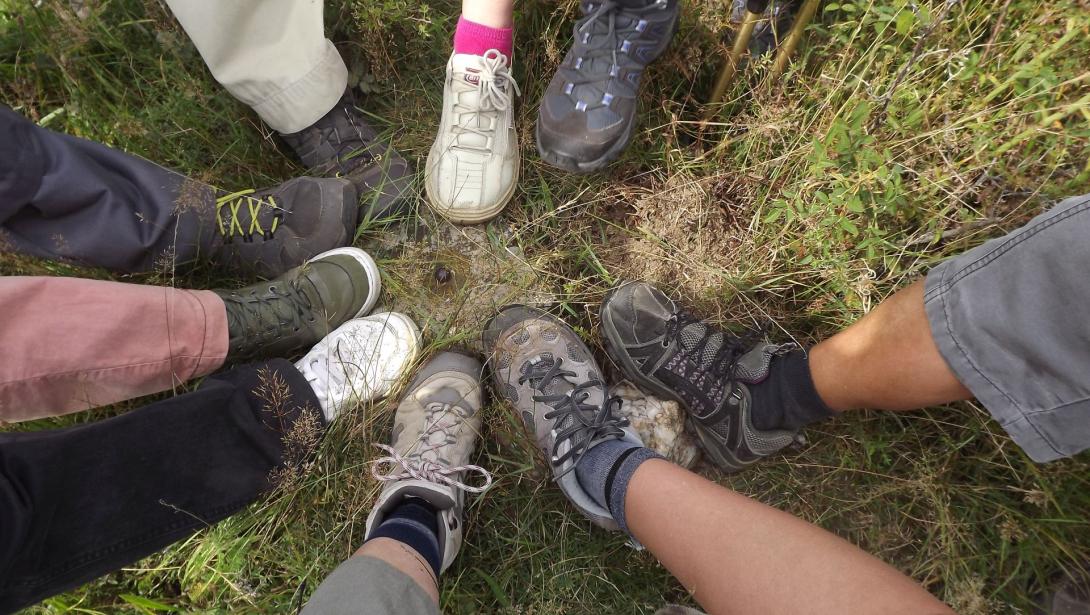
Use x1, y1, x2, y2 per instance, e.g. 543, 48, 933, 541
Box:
0, 276, 229, 422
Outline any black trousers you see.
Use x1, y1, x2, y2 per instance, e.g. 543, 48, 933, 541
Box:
0, 359, 322, 613
0, 105, 215, 273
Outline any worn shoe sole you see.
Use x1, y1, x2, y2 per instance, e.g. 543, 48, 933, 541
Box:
535, 119, 637, 175
309, 247, 383, 318
423, 152, 520, 225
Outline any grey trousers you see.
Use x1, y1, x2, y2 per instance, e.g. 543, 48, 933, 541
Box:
0, 106, 214, 273
301, 556, 440, 615
925, 194, 1090, 462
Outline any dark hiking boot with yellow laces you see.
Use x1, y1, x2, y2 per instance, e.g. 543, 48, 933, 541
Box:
207, 177, 358, 278
214, 247, 381, 361
281, 90, 414, 222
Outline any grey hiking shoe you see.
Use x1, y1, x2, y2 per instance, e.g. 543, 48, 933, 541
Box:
366, 352, 492, 573
215, 247, 381, 361
536, 0, 680, 173
207, 177, 358, 278
280, 90, 413, 222
600, 282, 802, 472
483, 306, 643, 530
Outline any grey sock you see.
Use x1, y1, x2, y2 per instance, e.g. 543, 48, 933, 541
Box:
575, 439, 662, 534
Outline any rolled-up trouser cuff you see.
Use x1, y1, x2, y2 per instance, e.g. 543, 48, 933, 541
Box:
301, 555, 439, 615
923, 194, 1090, 462
251, 38, 348, 134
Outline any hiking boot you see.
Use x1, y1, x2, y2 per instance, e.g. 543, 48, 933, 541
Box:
483, 306, 642, 530
294, 312, 421, 421
281, 90, 413, 222
425, 51, 521, 224
208, 177, 358, 278
366, 351, 492, 572
536, 0, 680, 173
215, 247, 382, 361
599, 282, 802, 472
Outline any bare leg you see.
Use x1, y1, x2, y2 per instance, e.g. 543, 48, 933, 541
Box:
461, 0, 514, 29
809, 280, 971, 412
626, 459, 953, 615
353, 538, 440, 604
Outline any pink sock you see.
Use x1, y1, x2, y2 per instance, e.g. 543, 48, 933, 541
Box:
453, 16, 513, 58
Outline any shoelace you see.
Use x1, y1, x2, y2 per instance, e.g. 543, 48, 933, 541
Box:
451, 49, 522, 152
664, 311, 753, 386
215, 189, 284, 242
223, 281, 315, 355
518, 357, 629, 475
302, 332, 375, 402
370, 400, 494, 493
567, 0, 669, 108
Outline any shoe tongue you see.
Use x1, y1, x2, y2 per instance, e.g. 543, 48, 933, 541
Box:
450, 54, 505, 150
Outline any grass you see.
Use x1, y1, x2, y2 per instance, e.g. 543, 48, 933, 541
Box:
2, 0, 1089, 612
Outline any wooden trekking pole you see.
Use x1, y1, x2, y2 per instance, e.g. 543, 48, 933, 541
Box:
703, 0, 769, 122
769, 0, 820, 77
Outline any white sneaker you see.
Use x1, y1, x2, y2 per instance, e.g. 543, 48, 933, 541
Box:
295, 312, 421, 421
425, 50, 521, 224
366, 352, 492, 573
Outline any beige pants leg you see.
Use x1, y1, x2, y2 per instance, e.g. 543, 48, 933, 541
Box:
164, 0, 348, 133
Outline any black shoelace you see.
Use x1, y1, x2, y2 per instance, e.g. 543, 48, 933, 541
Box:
518, 357, 629, 475
223, 281, 316, 354
664, 311, 752, 385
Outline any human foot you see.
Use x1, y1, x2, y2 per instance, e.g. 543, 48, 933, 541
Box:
294, 312, 421, 421
281, 90, 413, 222
366, 351, 492, 572
425, 50, 520, 224
599, 282, 806, 472
215, 247, 381, 361
483, 306, 642, 529
536, 0, 680, 173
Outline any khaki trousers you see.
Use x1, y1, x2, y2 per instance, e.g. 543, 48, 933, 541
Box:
164, 0, 348, 133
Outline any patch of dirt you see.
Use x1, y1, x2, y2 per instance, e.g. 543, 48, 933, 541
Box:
599, 171, 756, 309
377, 216, 557, 352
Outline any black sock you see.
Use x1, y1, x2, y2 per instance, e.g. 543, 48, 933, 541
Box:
750, 348, 834, 432
365, 496, 442, 579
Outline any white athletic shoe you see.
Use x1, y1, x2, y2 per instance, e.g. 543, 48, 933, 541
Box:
366, 352, 492, 573
425, 50, 521, 224
295, 312, 421, 421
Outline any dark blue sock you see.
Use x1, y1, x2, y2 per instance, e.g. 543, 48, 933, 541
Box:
575, 439, 662, 535
366, 496, 442, 579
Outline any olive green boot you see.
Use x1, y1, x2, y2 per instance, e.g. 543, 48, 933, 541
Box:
215, 247, 382, 361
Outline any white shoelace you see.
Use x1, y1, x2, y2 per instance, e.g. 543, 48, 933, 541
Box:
370, 443, 493, 493
451, 49, 522, 151
370, 401, 493, 493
